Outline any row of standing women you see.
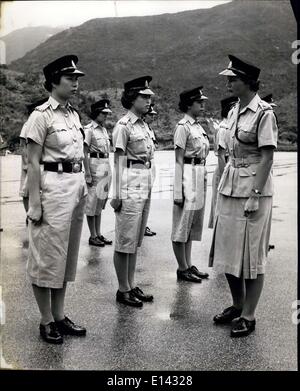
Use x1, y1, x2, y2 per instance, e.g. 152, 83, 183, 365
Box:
22, 53, 278, 344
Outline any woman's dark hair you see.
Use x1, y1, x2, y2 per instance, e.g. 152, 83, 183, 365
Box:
121, 90, 140, 110
43, 74, 62, 92
90, 110, 102, 120
221, 104, 233, 119
178, 100, 192, 113
239, 74, 260, 92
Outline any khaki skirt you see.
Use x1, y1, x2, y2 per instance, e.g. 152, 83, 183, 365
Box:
114, 167, 153, 254
27, 170, 87, 288
171, 164, 207, 243
209, 194, 272, 279
85, 157, 112, 216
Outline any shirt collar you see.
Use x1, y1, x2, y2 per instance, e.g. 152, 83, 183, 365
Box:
239, 94, 260, 114
91, 120, 100, 129
184, 114, 196, 124
48, 96, 73, 111
127, 110, 142, 124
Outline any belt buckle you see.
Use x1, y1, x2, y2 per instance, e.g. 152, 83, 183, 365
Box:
145, 161, 150, 169
72, 162, 81, 173
104, 153, 108, 158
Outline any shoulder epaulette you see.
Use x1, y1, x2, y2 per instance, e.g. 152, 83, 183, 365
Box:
118, 117, 130, 126
258, 99, 273, 112
34, 101, 51, 112
84, 122, 93, 129
178, 118, 187, 125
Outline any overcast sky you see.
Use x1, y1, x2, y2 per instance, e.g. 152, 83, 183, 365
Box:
0, 1, 231, 36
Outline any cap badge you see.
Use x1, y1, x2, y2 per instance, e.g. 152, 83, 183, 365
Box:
145, 80, 149, 87
71, 60, 76, 68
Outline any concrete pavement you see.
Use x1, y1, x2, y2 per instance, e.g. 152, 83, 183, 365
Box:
0, 152, 297, 370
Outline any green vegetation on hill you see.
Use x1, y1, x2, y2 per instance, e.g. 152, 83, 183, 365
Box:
0, 0, 297, 150
0, 64, 296, 151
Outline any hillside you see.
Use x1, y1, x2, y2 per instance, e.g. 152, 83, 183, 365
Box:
10, 0, 296, 98
1, 26, 66, 64
1, 0, 297, 149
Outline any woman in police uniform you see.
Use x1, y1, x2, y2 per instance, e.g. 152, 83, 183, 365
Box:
83, 99, 113, 247
207, 96, 238, 228
171, 87, 210, 283
26, 55, 87, 344
209, 55, 278, 337
110, 76, 155, 307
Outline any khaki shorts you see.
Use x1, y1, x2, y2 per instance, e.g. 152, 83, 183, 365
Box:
27, 170, 87, 288
114, 167, 153, 254
85, 158, 112, 216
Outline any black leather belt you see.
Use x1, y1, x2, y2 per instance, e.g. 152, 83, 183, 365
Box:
127, 159, 152, 169
43, 162, 83, 173
184, 157, 206, 165
90, 152, 109, 158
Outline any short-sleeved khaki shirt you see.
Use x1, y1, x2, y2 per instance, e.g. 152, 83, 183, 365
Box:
112, 110, 155, 161
215, 118, 229, 154
226, 94, 278, 158
84, 121, 110, 155
26, 96, 84, 163
218, 94, 278, 197
173, 114, 210, 159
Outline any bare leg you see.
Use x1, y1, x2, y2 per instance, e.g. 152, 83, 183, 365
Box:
113, 251, 130, 292
225, 273, 245, 310
32, 284, 54, 325
128, 252, 138, 289
185, 240, 192, 268
95, 213, 102, 237
86, 216, 97, 238
172, 241, 188, 271
51, 282, 67, 321
241, 274, 264, 321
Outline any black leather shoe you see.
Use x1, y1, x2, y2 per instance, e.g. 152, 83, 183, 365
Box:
145, 227, 156, 236
39, 322, 63, 344
131, 286, 154, 302
231, 317, 256, 337
89, 236, 105, 247
177, 269, 202, 283
55, 316, 86, 336
116, 290, 143, 307
213, 306, 242, 324
98, 235, 112, 245
189, 265, 209, 279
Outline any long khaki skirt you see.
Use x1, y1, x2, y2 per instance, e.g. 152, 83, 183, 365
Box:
209, 194, 272, 279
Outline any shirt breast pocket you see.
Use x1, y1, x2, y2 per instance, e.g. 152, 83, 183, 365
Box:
95, 134, 109, 151
189, 132, 208, 158
128, 132, 147, 154
237, 125, 257, 144
48, 124, 72, 148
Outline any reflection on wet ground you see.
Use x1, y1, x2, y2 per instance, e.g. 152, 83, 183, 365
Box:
0, 152, 297, 370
